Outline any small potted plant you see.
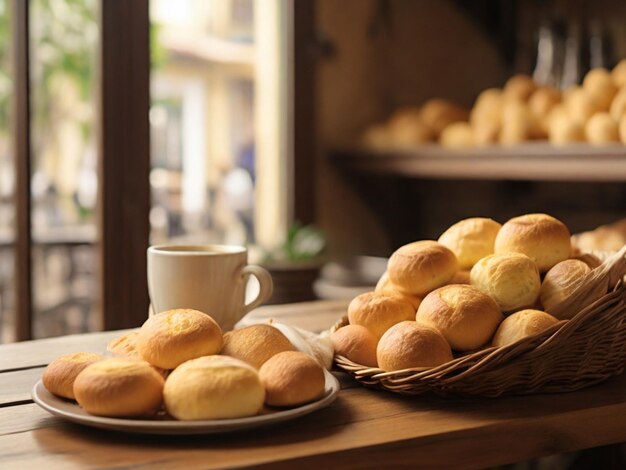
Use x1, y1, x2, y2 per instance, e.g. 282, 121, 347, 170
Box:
261, 223, 326, 305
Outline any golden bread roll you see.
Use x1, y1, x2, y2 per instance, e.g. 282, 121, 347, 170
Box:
416, 284, 502, 351
137, 309, 223, 369
540, 259, 591, 315
570, 252, 602, 270
348, 291, 416, 340
164, 355, 264, 420
473, 119, 501, 145
438, 217, 502, 269
387, 107, 433, 147
494, 213, 571, 272
500, 98, 542, 144
376, 321, 452, 371
503, 74, 537, 101
613, 59, 626, 88
439, 122, 474, 148
73, 358, 164, 417
107, 332, 169, 378
548, 110, 585, 145
331, 324, 378, 367
221, 324, 295, 369
375, 272, 422, 310
609, 87, 626, 122
470, 88, 503, 145
259, 351, 325, 407
585, 112, 619, 144
620, 114, 626, 144
387, 241, 459, 296
42, 352, 103, 400
470, 252, 541, 312
447, 270, 471, 285
528, 86, 561, 135
492, 309, 559, 348
565, 87, 601, 126
107, 331, 141, 358
362, 124, 393, 150
572, 226, 626, 252
583, 68, 617, 110
419, 99, 469, 137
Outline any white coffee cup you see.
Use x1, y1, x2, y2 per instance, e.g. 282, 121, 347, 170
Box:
147, 244, 273, 331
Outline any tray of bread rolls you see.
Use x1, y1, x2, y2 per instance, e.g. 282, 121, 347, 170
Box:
331, 213, 626, 397
32, 312, 339, 434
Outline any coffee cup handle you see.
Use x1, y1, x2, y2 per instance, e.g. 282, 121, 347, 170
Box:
242, 265, 274, 314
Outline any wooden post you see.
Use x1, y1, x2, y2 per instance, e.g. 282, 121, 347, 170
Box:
291, 0, 316, 225
98, 0, 151, 329
12, 0, 33, 341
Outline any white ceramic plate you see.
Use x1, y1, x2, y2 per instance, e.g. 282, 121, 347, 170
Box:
31, 370, 340, 435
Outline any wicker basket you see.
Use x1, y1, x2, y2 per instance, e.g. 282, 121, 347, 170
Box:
332, 246, 626, 397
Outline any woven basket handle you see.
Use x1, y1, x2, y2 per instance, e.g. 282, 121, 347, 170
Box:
550, 245, 626, 320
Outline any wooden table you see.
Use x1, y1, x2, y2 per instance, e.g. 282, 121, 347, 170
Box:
1, 300, 625, 469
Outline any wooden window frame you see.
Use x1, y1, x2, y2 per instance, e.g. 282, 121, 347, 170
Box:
10, 0, 315, 340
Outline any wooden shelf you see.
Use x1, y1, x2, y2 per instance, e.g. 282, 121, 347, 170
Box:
332, 143, 626, 182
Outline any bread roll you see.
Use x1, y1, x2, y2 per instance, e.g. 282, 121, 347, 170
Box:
620, 114, 626, 144
439, 122, 474, 148
609, 87, 626, 122
470, 88, 503, 145
572, 225, 626, 252
164, 355, 264, 420
348, 292, 416, 340
221, 324, 295, 369
503, 74, 537, 101
500, 99, 542, 144
492, 309, 559, 348
331, 324, 378, 367
583, 68, 617, 110
137, 309, 223, 369
540, 259, 591, 315
107, 332, 141, 358
438, 217, 502, 269
470, 252, 541, 312
447, 270, 471, 285
570, 252, 602, 270
259, 351, 325, 407
73, 358, 164, 417
548, 110, 585, 145
416, 284, 502, 351
387, 107, 433, 147
387, 241, 459, 296
375, 272, 422, 310
419, 99, 469, 137
528, 86, 561, 135
42, 352, 103, 400
585, 112, 619, 144
613, 59, 626, 88
565, 87, 601, 126
376, 321, 452, 371
494, 213, 571, 272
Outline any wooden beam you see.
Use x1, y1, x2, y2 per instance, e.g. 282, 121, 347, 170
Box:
98, 0, 150, 329
12, 0, 33, 341
290, 0, 317, 225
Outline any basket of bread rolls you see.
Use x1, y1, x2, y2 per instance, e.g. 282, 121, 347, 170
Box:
363, 59, 626, 148
40, 310, 335, 421
331, 213, 626, 397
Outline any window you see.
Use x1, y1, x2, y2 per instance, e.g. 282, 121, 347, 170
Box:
2, 0, 311, 342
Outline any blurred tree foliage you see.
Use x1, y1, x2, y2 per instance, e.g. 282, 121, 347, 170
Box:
0, 0, 11, 134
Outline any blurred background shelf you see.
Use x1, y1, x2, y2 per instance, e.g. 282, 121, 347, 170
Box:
332, 143, 626, 182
